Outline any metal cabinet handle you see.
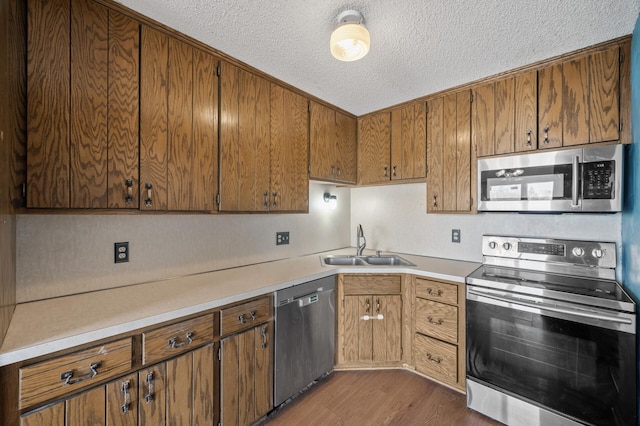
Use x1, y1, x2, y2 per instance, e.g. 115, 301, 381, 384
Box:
543, 126, 550, 144
432, 193, 438, 209
426, 353, 442, 364
121, 380, 131, 414
145, 372, 155, 403
336, 167, 341, 177
272, 191, 277, 208
365, 298, 370, 314
144, 182, 153, 207
250, 310, 256, 321
383, 166, 388, 177
331, 164, 336, 177
376, 298, 381, 314
526, 129, 532, 147
427, 288, 443, 297
60, 362, 101, 385
125, 179, 133, 204
392, 165, 397, 177
427, 316, 444, 325
263, 191, 268, 208
261, 326, 268, 349
168, 332, 193, 349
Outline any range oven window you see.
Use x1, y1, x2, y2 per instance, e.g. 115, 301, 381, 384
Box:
467, 300, 636, 426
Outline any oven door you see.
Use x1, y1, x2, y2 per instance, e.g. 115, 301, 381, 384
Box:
466, 286, 636, 426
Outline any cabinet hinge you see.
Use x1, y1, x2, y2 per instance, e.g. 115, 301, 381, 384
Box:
470, 91, 473, 103
619, 50, 624, 64
216, 64, 221, 76
308, 103, 311, 113
619, 122, 623, 132
22, 182, 26, 199
218, 346, 222, 361
216, 193, 221, 206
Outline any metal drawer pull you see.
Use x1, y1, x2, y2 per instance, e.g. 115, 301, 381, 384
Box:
60, 362, 101, 385
168, 332, 193, 349
365, 298, 370, 314
121, 380, 131, 414
376, 298, 380, 314
526, 129, 532, 146
427, 316, 444, 325
125, 179, 133, 204
144, 182, 153, 207
427, 288, 443, 297
272, 191, 278, 208
250, 310, 256, 321
145, 372, 155, 403
261, 326, 268, 349
426, 353, 442, 364
263, 191, 268, 208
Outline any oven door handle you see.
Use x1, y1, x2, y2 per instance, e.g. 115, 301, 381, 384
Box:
468, 288, 633, 326
571, 155, 580, 208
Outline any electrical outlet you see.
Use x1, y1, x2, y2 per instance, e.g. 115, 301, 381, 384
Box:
276, 232, 290, 245
114, 242, 129, 263
451, 229, 461, 243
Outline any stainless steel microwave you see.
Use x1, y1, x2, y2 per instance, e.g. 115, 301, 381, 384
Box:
477, 144, 623, 213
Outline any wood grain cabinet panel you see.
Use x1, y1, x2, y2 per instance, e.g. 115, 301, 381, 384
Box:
220, 296, 271, 338
391, 102, 427, 181
310, 102, 357, 184
106, 373, 138, 426
472, 82, 496, 158
514, 70, 538, 152
142, 314, 215, 365
537, 64, 563, 149
138, 364, 167, 425
414, 334, 458, 386
426, 91, 472, 213
357, 112, 391, 185
27, 0, 140, 209
140, 26, 218, 211
20, 403, 64, 426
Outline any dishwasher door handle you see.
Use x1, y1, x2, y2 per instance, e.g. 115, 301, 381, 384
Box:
298, 293, 319, 307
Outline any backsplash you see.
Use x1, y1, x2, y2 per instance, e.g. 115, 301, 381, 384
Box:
350, 183, 622, 264
16, 183, 350, 303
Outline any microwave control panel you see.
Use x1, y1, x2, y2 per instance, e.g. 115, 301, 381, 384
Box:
583, 161, 614, 199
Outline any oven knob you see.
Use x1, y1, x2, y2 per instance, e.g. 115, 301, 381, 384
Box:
488, 241, 497, 249
572, 247, 585, 257
502, 242, 512, 250
592, 248, 605, 259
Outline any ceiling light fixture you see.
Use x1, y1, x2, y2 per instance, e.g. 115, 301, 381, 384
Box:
330, 10, 370, 62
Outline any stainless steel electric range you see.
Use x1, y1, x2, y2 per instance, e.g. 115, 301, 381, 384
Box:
466, 235, 636, 426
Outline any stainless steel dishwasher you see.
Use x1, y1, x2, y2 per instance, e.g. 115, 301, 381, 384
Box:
274, 276, 335, 407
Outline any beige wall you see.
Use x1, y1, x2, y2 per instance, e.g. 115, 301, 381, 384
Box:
16, 183, 351, 302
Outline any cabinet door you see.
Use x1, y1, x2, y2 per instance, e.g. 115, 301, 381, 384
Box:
426, 97, 443, 212
139, 363, 167, 425
219, 62, 271, 212
20, 403, 64, 426
221, 333, 240, 426
589, 45, 620, 143
335, 111, 357, 184
391, 102, 426, 181
27, 0, 138, 209
372, 295, 402, 362
358, 112, 391, 185
309, 101, 335, 180
106, 373, 137, 426
472, 82, 495, 158
537, 64, 563, 149
563, 54, 589, 146
66, 386, 106, 426
254, 324, 273, 419
270, 84, 309, 212
514, 70, 537, 152
494, 76, 515, 154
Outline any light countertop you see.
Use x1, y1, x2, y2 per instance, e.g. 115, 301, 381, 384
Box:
0, 248, 480, 367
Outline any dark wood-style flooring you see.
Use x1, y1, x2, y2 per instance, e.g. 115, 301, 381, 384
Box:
263, 370, 501, 425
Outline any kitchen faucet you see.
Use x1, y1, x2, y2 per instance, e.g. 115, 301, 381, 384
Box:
356, 224, 366, 256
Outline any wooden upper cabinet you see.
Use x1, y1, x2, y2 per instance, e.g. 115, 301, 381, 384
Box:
309, 102, 357, 184
538, 64, 563, 149
391, 102, 427, 181
427, 91, 472, 213
270, 84, 309, 212
358, 112, 391, 185
27, 0, 140, 209
140, 26, 218, 211
514, 70, 537, 152
473, 76, 517, 158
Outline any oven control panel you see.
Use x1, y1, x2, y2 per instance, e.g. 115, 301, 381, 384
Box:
482, 235, 616, 268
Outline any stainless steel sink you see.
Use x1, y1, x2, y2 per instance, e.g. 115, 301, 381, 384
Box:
362, 255, 415, 266
321, 254, 415, 267
322, 255, 368, 266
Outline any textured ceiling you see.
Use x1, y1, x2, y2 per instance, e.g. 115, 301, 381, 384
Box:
115, 0, 640, 116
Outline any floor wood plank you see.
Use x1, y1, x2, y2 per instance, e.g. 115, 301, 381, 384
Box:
263, 370, 501, 425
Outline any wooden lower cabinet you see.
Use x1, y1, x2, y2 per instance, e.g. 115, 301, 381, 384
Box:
220, 324, 273, 426
412, 277, 465, 392
19, 344, 216, 426
337, 274, 405, 368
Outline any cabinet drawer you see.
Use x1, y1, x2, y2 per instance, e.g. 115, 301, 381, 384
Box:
220, 296, 271, 337
415, 278, 458, 305
413, 334, 457, 385
343, 275, 401, 295
142, 314, 214, 365
415, 298, 458, 344
19, 338, 132, 410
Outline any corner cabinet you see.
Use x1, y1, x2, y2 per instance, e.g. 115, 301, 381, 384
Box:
336, 274, 409, 368
426, 90, 474, 213
140, 26, 219, 211
412, 277, 465, 392
219, 61, 308, 212
309, 102, 357, 184
26, 0, 140, 209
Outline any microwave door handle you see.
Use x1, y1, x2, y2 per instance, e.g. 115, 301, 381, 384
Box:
571, 155, 580, 207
